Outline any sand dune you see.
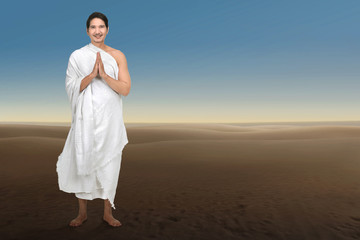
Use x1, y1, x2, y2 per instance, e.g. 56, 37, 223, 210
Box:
1, 123, 360, 239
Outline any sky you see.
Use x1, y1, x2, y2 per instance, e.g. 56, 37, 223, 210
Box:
0, 0, 359, 123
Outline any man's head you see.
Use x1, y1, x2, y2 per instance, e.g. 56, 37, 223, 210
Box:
86, 12, 109, 43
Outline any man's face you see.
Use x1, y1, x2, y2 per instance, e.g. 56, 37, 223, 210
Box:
87, 18, 109, 43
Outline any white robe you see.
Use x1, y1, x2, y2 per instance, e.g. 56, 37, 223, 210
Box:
56, 42, 128, 209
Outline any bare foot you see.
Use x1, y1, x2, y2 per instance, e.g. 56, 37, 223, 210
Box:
103, 215, 122, 227
69, 214, 87, 227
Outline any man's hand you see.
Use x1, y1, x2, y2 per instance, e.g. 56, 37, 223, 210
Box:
98, 52, 108, 79
90, 52, 100, 78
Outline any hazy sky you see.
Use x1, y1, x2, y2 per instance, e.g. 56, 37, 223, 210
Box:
0, 0, 359, 123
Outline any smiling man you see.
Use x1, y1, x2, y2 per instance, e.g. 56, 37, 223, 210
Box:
56, 12, 131, 227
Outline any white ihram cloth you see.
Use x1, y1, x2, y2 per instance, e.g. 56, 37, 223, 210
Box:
56, 42, 128, 209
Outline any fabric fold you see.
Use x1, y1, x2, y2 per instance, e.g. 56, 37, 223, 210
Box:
65, 52, 96, 176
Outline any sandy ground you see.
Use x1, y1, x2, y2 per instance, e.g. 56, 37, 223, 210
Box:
1, 122, 360, 240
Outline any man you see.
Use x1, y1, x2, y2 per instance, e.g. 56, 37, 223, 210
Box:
56, 12, 131, 227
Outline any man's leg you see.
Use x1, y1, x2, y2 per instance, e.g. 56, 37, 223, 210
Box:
103, 199, 122, 227
69, 198, 88, 227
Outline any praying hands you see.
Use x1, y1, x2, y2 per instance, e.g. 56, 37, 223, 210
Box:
81, 52, 108, 92
91, 52, 108, 79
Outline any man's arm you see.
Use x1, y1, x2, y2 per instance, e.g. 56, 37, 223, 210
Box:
79, 73, 96, 93
103, 51, 131, 96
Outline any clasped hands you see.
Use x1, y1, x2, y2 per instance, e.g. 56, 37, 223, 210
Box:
91, 52, 108, 79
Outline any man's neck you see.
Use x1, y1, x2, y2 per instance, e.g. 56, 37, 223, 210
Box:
91, 41, 106, 51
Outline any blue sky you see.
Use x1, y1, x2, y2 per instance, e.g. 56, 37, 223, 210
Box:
0, 0, 359, 123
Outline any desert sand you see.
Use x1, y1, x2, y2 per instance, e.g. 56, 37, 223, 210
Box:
1, 122, 360, 240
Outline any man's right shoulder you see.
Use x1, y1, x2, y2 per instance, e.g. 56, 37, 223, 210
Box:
68, 49, 82, 60
69, 45, 87, 57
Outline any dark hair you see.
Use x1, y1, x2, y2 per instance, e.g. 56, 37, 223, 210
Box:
86, 12, 108, 30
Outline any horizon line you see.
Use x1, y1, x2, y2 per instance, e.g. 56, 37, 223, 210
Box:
1, 120, 360, 126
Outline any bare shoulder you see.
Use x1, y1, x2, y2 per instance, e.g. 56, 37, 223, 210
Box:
105, 46, 127, 67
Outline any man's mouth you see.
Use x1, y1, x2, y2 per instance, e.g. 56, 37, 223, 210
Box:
95, 35, 102, 38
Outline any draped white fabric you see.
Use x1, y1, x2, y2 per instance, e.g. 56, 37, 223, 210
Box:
56, 42, 128, 209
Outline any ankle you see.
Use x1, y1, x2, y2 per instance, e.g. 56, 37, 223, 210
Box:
78, 212, 87, 217
103, 213, 113, 218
